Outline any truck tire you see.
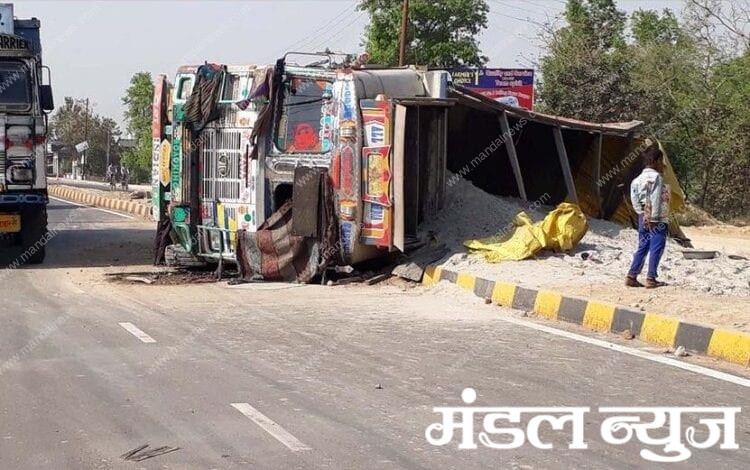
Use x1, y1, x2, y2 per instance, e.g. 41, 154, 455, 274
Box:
164, 244, 205, 268
21, 207, 48, 264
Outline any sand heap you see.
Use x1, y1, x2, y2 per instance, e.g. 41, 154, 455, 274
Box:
422, 174, 749, 297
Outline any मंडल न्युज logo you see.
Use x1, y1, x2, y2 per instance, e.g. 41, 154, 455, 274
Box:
425, 388, 740, 462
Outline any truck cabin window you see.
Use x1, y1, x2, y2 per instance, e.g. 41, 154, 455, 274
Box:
0, 63, 31, 107
275, 78, 332, 154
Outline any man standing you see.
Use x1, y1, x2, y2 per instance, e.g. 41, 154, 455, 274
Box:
625, 145, 671, 289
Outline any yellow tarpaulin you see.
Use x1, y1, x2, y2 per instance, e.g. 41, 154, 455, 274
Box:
464, 203, 589, 262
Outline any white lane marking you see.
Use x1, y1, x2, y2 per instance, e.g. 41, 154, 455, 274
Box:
49, 196, 135, 220
493, 314, 750, 388
118, 322, 157, 343
231, 403, 311, 452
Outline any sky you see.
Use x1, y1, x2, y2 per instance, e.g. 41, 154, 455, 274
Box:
12, 0, 688, 132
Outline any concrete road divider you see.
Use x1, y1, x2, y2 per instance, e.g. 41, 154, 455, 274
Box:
423, 266, 750, 367
48, 185, 152, 219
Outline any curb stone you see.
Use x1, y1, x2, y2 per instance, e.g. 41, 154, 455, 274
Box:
423, 266, 750, 367
48, 185, 153, 219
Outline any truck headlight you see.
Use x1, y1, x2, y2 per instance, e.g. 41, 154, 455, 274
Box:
10, 167, 34, 183
209, 230, 221, 251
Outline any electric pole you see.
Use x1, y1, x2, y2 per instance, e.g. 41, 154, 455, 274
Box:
105, 129, 111, 169
83, 98, 89, 180
398, 0, 409, 66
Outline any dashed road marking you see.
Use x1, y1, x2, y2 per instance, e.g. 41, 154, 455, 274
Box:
231, 403, 311, 452
118, 322, 157, 343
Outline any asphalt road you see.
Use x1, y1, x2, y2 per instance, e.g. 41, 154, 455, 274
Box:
0, 199, 748, 469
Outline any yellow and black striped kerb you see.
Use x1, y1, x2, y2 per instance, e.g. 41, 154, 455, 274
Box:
48, 185, 152, 219
423, 266, 750, 366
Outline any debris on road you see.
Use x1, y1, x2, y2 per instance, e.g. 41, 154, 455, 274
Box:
120, 443, 180, 462
674, 346, 689, 357
124, 275, 154, 285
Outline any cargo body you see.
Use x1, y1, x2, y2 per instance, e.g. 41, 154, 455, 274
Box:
0, 3, 55, 264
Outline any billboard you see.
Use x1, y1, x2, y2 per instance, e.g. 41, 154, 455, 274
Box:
451, 68, 535, 110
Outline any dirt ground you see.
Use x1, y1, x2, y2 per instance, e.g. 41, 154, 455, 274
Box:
682, 225, 750, 255
536, 226, 750, 333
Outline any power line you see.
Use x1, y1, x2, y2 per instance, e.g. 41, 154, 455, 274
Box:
487, 9, 546, 27
309, 11, 367, 54
304, 10, 365, 53
489, 0, 547, 16
275, 2, 357, 57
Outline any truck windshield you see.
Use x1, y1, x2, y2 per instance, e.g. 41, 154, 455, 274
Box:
0, 62, 31, 107
275, 77, 333, 154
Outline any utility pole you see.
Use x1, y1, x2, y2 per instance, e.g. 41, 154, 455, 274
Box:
83, 98, 89, 180
105, 130, 111, 169
398, 0, 409, 66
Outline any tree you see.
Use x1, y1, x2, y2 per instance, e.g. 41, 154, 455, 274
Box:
50, 97, 120, 178
537, 0, 636, 122
358, 0, 489, 68
121, 72, 154, 183
536, 0, 750, 220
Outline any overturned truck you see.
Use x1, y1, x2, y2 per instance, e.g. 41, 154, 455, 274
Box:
152, 53, 689, 282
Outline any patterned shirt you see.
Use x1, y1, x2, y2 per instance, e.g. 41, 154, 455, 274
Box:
630, 168, 670, 223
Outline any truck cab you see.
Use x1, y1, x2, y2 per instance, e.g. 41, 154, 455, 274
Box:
0, 3, 54, 264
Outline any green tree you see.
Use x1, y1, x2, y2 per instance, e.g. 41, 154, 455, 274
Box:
537, 0, 750, 220
537, 0, 635, 122
121, 72, 154, 183
50, 97, 120, 178
358, 0, 489, 68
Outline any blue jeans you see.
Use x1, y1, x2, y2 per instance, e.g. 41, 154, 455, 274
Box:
628, 214, 668, 280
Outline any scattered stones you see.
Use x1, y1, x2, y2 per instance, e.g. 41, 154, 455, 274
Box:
621, 329, 635, 340
674, 346, 689, 357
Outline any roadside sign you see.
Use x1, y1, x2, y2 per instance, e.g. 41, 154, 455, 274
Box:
451, 68, 535, 110
74, 141, 89, 153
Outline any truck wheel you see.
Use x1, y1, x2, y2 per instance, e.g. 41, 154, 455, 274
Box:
21, 208, 48, 265
165, 244, 205, 268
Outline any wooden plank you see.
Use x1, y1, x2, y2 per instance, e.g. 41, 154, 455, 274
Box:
393, 105, 407, 252
595, 132, 603, 216
498, 111, 527, 201
553, 126, 579, 204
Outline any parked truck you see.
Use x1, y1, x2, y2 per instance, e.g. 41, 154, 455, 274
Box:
0, 3, 54, 264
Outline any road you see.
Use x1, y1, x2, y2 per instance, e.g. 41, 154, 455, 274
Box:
0, 199, 748, 469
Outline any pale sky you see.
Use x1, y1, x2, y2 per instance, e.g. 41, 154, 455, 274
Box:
13, 0, 685, 131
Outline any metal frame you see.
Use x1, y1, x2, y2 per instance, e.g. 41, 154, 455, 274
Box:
553, 126, 579, 204
499, 111, 527, 201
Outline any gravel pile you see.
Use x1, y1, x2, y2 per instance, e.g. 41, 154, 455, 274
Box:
424, 174, 749, 297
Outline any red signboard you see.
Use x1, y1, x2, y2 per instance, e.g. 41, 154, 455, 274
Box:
451, 68, 535, 110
